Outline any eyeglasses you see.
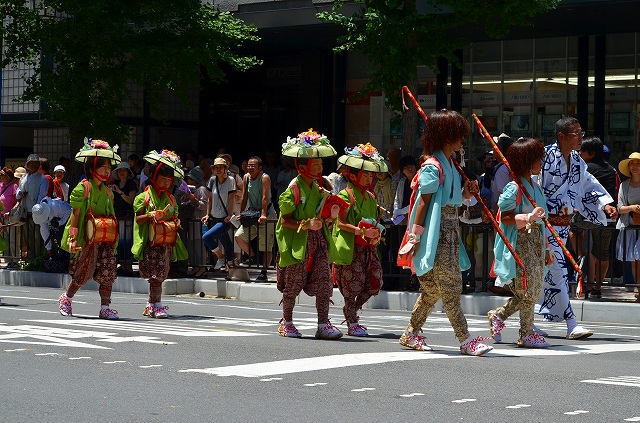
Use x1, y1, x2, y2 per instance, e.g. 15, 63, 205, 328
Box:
565, 131, 585, 138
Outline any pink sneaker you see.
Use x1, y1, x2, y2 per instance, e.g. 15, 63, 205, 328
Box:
99, 307, 119, 320
517, 333, 550, 348
315, 322, 343, 339
58, 294, 72, 316
488, 311, 505, 343
278, 321, 302, 338
143, 302, 154, 317
348, 323, 369, 337
153, 303, 169, 319
460, 336, 493, 356
399, 332, 432, 351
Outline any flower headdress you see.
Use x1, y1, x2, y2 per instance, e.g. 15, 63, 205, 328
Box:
281, 128, 337, 158
344, 143, 384, 162
338, 142, 388, 173
143, 149, 184, 178
74, 137, 121, 165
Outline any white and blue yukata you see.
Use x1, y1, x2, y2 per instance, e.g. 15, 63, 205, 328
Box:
534, 143, 612, 322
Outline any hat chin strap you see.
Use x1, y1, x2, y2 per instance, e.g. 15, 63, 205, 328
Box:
347, 168, 373, 192
295, 159, 322, 180
92, 172, 109, 183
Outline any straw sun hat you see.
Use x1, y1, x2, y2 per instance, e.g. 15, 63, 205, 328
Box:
618, 152, 640, 177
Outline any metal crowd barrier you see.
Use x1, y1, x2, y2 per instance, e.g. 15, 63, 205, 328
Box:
2, 215, 639, 294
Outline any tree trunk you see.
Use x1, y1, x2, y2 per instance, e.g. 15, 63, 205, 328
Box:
68, 123, 87, 186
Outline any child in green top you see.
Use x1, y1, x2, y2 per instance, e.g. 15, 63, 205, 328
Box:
333, 143, 387, 336
133, 150, 187, 319
275, 129, 343, 339
58, 138, 120, 319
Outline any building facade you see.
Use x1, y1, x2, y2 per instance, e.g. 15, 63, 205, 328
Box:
2, 0, 639, 172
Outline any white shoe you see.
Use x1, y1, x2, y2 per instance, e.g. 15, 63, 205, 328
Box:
214, 258, 226, 270
533, 324, 548, 336
278, 321, 302, 338
153, 303, 169, 319
348, 323, 368, 337
399, 332, 432, 351
488, 311, 505, 343
143, 302, 154, 317
315, 322, 343, 339
460, 336, 493, 356
58, 293, 72, 316
98, 307, 119, 320
566, 325, 593, 340
517, 334, 550, 348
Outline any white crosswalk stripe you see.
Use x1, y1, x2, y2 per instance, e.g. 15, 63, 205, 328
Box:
180, 343, 640, 378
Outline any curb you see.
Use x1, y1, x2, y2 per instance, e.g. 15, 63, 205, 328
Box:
1, 270, 638, 325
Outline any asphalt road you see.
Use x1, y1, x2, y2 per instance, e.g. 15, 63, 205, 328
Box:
1, 285, 639, 423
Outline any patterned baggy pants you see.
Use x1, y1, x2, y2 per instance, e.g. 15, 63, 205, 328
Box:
276, 230, 333, 324
405, 207, 470, 342
334, 244, 383, 324
493, 226, 545, 339
67, 242, 117, 305
139, 244, 172, 303
535, 224, 574, 322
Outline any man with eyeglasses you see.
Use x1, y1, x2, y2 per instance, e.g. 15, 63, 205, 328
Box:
534, 117, 618, 340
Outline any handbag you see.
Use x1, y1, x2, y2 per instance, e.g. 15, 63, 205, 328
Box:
8, 200, 27, 225
43, 232, 70, 273
43, 254, 70, 273
239, 209, 261, 227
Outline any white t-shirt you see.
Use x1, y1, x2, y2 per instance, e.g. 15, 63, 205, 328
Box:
207, 176, 237, 219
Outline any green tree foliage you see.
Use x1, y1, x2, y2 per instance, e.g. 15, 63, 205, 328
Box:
318, 0, 559, 110
1, 0, 261, 144
318, 0, 558, 151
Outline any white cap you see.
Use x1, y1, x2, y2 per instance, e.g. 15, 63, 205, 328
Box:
54, 165, 66, 173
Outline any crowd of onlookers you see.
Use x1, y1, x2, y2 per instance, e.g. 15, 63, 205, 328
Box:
0, 148, 425, 288
0, 138, 637, 297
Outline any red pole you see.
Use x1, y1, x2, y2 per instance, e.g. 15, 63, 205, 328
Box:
472, 114, 584, 297
401, 86, 529, 293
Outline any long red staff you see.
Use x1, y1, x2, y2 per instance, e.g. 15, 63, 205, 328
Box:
472, 114, 584, 297
401, 86, 529, 293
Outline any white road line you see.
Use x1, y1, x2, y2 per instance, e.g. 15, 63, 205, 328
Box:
581, 376, 640, 387
0, 296, 88, 303
179, 343, 640, 378
26, 319, 269, 337
180, 351, 463, 377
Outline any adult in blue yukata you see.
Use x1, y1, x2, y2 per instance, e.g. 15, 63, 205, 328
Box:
535, 117, 618, 339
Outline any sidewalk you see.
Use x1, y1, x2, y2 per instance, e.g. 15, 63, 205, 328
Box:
1, 268, 639, 325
